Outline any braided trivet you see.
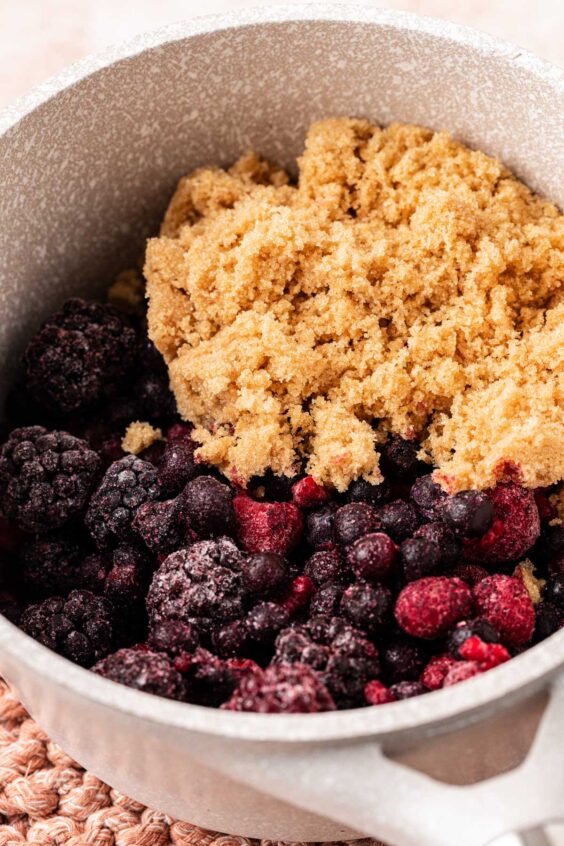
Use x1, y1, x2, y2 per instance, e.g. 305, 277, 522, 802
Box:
0, 679, 376, 846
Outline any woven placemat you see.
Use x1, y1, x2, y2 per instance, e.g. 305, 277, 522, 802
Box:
0, 679, 376, 846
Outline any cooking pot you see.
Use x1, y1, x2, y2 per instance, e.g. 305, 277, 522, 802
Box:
0, 7, 563, 846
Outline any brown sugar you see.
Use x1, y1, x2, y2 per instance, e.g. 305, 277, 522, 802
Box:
144, 118, 563, 492
122, 421, 162, 455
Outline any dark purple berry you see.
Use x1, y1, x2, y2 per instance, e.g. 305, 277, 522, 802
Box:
133, 498, 186, 554
179, 648, 235, 707
223, 662, 335, 713
309, 582, 343, 616
414, 522, 461, 567
340, 582, 392, 634
148, 620, 200, 657
85, 455, 160, 549
157, 426, 200, 496
182, 475, 235, 538
410, 475, 447, 520
19, 529, 91, 596
545, 575, 564, 609
381, 641, 426, 684
134, 338, 176, 421
306, 503, 338, 548
390, 680, 426, 699
0, 427, 101, 533
534, 602, 562, 641
346, 477, 391, 506
250, 469, 301, 502
240, 552, 289, 598
94, 647, 185, 700
213, 619, 249, 658
245, 602, 289, 647
103, 544, 148, 608
347, 532, 398, 583
24, 299, 137, 415
444, 490, 493, 537
334, 503, 381, 546
304, 549, 348, 585
378, 500, 421, 542
447, 617, 500, 659
381, 435, 424, 480
401, 537, 442, 581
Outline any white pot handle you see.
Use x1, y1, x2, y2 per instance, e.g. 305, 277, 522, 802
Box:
194, 675, 564, 846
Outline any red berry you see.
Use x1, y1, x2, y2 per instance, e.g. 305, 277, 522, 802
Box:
281, 575, 316, 616
395, 576, 473, 639
233, 495, 304, 554
473, 574, 535, 646
291, 476, 330, 508
458, 635, 510, 669
420, 654, 458, 690
463, 483, 540, 562
364, 679, 396, 705
442, 660, 481, 687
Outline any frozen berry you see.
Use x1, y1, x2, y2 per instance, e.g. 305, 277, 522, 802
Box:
420, 654, 458, 690
447, 617, 500, 659
234, 495, 303, 555
534, 602, 562, 641
304, 549, 348, 585
291, 476, 330, 508
401, 537, 442, 581
309, 582, 343, 616
223, 662, 336, 713
378, 500, 421, 542
148, 620, 200, 656
381, 641, 426, 684
449, 563, 489, 586
0, 427, 101, 533
86, 455, 160, 549
414, 522, 461, 568
182, 476, 235, 538
347, 533, 398, 583
458, 636, 510, 669
346, 477, 391, 507
442, 660, 481, 687
410, 475, 448, 520
390, 680, 426, 700
544, 575, 564, 609
364, 679, 396, 705
245, 602, 289, 648
147, 537, 245, 635
24, 299, 137, 415
473, 575, 535, 646
21, 590, 114, 666
19, 529, 91, 596
133, 498, 186, 553
179, 648, 235, 707
334, 503, 380, 546
340, 582, 392, 634
94, 647, 185, 700
280, 575, 316, 616
103, 544, 148, 608
395, 577, 473, 639
250, 470, 301, 503
240, 552, 289, 599
306, 504, 338, 548
213, 619, 249, 658
381, 435, 423, 480
464, 483, 540, 562
157, 428, 200, 495
133, 338, 175, 422
444, 490, 493, 537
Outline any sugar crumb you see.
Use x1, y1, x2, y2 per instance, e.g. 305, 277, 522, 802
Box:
122, 421, 163, 455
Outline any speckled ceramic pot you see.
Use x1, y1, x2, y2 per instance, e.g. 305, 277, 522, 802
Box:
0, 7, 563, 846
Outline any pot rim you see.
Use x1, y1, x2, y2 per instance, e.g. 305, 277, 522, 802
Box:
1, 4, 563, 744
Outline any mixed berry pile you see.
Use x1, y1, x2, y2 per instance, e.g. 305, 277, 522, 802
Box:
0, 297, 563, 713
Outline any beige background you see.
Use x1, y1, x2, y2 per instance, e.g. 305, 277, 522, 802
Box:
1, 0, 563, 109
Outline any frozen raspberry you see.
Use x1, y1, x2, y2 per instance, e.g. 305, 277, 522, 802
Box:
178, 648, 236, 707
449, 563, 489, 586
401, 537, 442, 581
410, 475, 448, 520
340, 582, 392, 634
381, 640, 427, 684
346, 533, 398, 583
544, 575, 564, 608
390, 680, 426, 699
19, 529, 91, 596
234, 495, 303, 555
226, 657, 262, 685
86, 455, 160, 549
291, 476, 330, 508
24, 299, 137, 415
534, 602, 562, 641
463, 483, 540, 562
93, 647, 185, 700
157, 426, 201, 496
381, 435, 424, 480
280, 575, 316, 616
148, 620, 200, 657
20, 590, 114, 666
305, 504, 338, 548
420, 654, 458, 690
346, 477, 391, 507
444, 490, 493, 537
146, 538, 245, 636
395, 577, 473, 639
304, 549, 348, 585
181, 475, 234, 538
239, 552, 290, 599
458, 636, 510, 669
378, 500, 421, 542
133, 498, 186, 554
364, 680, 396, 705
223, 662, 336, 713
447, 617, 500, 659
0, 427, 101, 533
310, 583, 343, 616
442, 660, 481, 687
414, 522, 461, 568
274, 615, 380, 708
334, 503, 381, 546
473, 575, 535, 646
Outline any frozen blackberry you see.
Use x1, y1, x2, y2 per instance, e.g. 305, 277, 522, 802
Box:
0, 427, 101, 533
19, 529, 93, 596
146, 537, 245, 637
246, 602, 290, 649
24, 299, 137, 415
309, 582, 343, 617
157, 425, 200, 496
93, 648, 186, 700
378, 500, 421, 542
182, 475, 235, 538
334, 503, 381, 546
148, 620, 200, 657
410, 475, 448, 520
213, 619, 250, 658
346, 477, 391, 507
305, 503, 338, 548
340, 582, 392, 634
223, 662, 336, 713
274, 615, 380, 708
20, 590, 114, 666
401, 537, 442, 581
178, 648, 236, 707
133, 498, 186, 554
85, 455, 160, 549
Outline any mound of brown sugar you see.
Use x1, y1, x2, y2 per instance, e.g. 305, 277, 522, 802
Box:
144, 118, 564, 492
